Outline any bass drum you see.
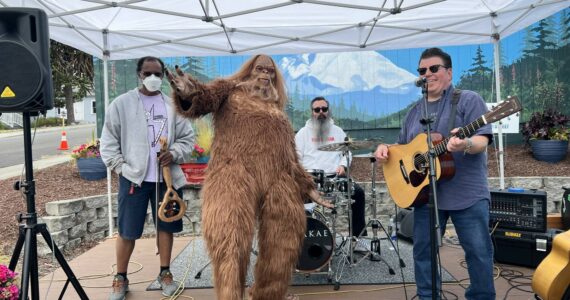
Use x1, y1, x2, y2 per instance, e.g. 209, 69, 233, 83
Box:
297, 211, 334, 272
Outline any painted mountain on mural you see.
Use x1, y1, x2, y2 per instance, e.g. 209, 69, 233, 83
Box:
280, 51, 421, 121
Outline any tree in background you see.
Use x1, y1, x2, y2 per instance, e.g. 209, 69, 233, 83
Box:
522, 27, 538, 58
469, 46, 493, 75
529, 19, 558, 57
563, 10, 570, 44
50, 40, 94, 124
206, 57, 219, 81
457, 45, 493, 102
181, 57, 209, 82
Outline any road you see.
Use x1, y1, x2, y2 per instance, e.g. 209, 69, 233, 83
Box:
0, 124, 96, 168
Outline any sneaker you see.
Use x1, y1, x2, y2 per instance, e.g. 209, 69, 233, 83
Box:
109, 274, 128, 300
158, 270, 179, 296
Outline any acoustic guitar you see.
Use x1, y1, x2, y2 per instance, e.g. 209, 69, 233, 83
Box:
383, 96, 521, 208
158, 137, 187, 222
532, 230, 570, 300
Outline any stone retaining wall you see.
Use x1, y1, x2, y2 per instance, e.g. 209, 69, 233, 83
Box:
39, 176, 570, 255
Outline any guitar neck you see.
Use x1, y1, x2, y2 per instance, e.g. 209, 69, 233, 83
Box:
432, 116, 488, 157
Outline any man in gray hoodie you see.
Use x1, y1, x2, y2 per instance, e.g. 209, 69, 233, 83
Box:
101, 56, 194, 300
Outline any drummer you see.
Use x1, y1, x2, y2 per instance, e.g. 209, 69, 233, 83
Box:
295, 96, 368, 252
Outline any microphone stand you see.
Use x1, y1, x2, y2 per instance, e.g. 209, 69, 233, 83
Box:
418, 78, 442, 300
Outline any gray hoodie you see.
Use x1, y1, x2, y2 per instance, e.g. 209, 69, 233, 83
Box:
100, 88, 194, 189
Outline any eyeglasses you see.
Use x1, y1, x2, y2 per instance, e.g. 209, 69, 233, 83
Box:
313, 106, 329, 113
255, 65, 275, 74
141, 71, 163, 77
417, 64, 448, 76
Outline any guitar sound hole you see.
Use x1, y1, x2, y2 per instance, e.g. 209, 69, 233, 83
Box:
413, 154, 425, 172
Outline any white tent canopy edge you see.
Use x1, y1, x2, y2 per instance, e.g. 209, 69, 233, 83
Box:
1, 0, 568, 59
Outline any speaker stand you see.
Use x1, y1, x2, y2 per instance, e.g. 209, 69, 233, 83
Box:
8, 112, 88, 300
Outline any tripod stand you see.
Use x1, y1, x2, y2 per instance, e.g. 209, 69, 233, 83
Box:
8, 112, 88, 300
354, 155, 405, 270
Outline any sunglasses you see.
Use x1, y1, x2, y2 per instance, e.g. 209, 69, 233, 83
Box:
417, 64, 448, 76
313, 106, 329, 113
141, 71, 163, 77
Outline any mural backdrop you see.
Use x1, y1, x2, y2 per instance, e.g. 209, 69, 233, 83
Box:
94, 8, 570, 136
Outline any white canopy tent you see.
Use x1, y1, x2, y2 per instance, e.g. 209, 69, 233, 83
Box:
2, 0, 568, 59
2, 0, 569, 234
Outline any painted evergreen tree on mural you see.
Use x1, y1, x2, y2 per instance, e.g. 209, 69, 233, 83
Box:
457, 46, 494, 102
563, 10, 570, 43
501, 12, 569, 120
180, 57, 209, 82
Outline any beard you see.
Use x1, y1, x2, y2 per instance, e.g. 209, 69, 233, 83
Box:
311, 115, 331, 145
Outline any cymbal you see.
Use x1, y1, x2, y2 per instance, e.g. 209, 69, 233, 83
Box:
317, 139, 381, 152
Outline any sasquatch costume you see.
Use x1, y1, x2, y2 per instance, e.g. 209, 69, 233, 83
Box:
168, 55, 325, 300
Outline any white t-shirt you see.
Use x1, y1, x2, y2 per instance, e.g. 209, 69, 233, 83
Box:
140, 92, 168, 182
295, 118, 350, 174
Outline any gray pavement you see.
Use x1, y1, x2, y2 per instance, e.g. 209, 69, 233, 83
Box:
0, 124, 94, 180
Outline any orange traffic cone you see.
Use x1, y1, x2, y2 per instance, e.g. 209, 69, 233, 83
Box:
58, 131, 69, 150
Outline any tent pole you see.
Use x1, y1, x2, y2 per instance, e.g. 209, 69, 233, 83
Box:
493, 36, 505, 189
102, 30, 114, 237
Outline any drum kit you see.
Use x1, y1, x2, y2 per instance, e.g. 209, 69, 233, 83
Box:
296, 139, 405, 289
193, 139, 405, 289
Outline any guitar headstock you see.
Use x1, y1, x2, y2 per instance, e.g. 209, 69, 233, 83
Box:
484, 96, 522, 124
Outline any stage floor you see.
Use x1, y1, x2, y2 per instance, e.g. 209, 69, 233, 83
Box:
38, 235, 536, 299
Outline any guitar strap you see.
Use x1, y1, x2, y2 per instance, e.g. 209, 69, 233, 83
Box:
447, 88, 462, 134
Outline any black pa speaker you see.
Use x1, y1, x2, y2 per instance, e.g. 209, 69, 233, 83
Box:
0, 7, 53, 113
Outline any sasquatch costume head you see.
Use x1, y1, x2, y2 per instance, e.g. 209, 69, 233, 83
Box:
229, 54, 288, 111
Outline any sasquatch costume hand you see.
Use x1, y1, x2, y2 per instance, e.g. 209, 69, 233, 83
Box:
168, 55, 329, 300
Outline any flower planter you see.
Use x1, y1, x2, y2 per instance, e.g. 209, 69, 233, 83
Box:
76, 157, 107, 180
180, 162, 208, 185
196, 156, 210, 164
530, 140, 569, 163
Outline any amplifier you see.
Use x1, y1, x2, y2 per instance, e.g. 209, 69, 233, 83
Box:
489, 188, 547, 232
492, 228, 554, 268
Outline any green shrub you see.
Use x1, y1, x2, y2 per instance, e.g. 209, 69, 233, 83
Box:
521, 109, 570, 145
32, 117, 62, 127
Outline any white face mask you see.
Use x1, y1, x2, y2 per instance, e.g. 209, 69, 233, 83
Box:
142, 75, 162, 92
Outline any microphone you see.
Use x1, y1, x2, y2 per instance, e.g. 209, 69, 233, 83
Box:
415, 77, 427, 87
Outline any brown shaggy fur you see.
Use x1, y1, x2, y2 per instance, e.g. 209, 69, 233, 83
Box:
171, 55, 315, 300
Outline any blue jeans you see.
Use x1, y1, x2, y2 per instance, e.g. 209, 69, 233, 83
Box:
413, 200, 495, 300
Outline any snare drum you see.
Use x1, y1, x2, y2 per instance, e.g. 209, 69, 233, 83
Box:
297, 210, 334, 272
335, 178, 355, 196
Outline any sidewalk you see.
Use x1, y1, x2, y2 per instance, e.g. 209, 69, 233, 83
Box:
0, 155, 72, 180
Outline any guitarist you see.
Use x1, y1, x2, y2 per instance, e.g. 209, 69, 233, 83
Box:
374, 48, 495, 300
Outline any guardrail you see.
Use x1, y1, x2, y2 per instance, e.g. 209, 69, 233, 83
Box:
0, 112, 23, 128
